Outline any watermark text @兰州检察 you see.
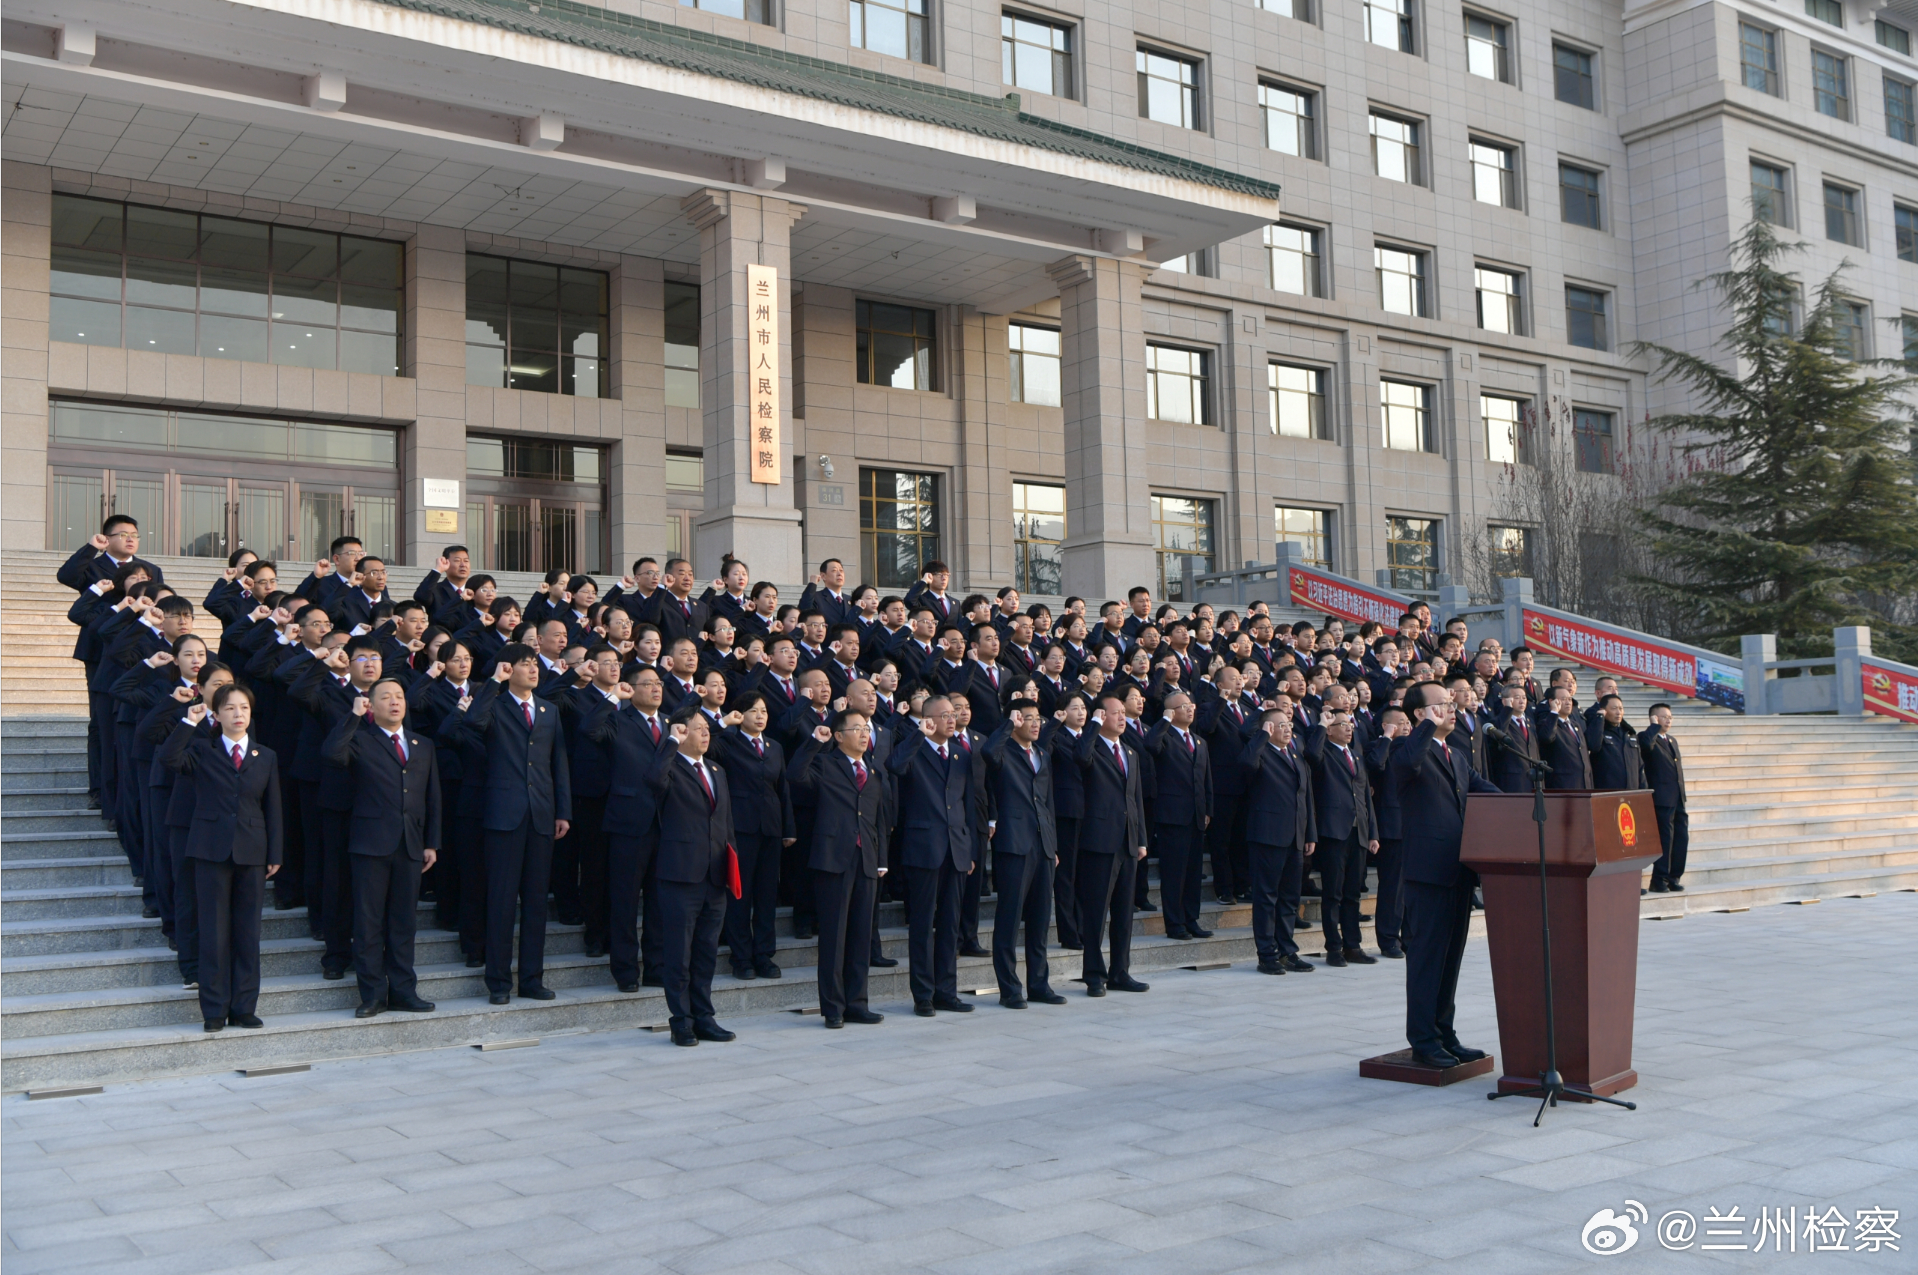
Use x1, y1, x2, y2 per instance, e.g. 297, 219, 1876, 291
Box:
1578, 1199, 1900, 1256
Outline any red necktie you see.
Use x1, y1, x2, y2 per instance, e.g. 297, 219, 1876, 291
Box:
522, 700, 534, 729
647, 716, 659, 744
753, 737, 764, 757
391, 733, 407, 765
231, 744, 244, 770
696, 761, 714, 807
853, 760, 867, 789
988, 666, 998, 689
1343, 747, 1355, 775
1113, 742, 1125, 775
1184, 731, 1195, 755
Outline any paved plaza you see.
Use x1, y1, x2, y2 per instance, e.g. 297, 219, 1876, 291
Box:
4, 893, 1915, 1274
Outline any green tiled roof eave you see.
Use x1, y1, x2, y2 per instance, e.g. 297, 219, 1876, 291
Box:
368, 0, 1283, 200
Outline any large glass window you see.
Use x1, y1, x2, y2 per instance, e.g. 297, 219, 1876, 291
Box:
1008, 323, 1061, 405
1151, 494, 1216, 601
1260, 82, 1317, 158
1553, 43, 1596, 109
1138, 48, 1202, 128
1881, 19, 1913, 53
1824, 183, 1862, 246
851, 0, 931, 62
680, 0, 773, 20
1560, 163, 1603, 228
1259, 0, 1312, 18
664, 281, 700, 408
856, 300, 936, 390
465, 255, 608, 397
1012, 481, 1065, 595
1370, 112, 1422, 183
1573, 409, 1615, 473
1376, 244, 1429, 317
1837, 301, 1870, 360
1471, 139, 1520, 208
1897, 205, 1918, 263
1266, 223, 1324, 296
1751, 162, 1792, 226
1567, 286, 1610, 350
1381, 380, 1434, 452
860, 468, 940, 588
1147, 344, 1210, 424
49, 195, 401, 374
1365, 0, 1416, 52
1807, 0, 1843, 25
1270, 364, 1330, 439
1385, 516, 1440, 592
466, 436, 607, 574
1482, 394, 1534, 464
1489, 525, 1533, 579
1812, 50, 1850, 119
1475, 266, 1524, 334
1887, 78, 1917, 143
1465, 14, 1511, 82
1003, 12, 1073, 98
1276, 505, 1331, 568
1739, 23, 1780, 95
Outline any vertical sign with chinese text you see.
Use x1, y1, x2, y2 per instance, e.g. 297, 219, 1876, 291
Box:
747, 263, 780, 485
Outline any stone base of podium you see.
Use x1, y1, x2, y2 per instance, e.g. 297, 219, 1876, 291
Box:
1495, 1068, 1638, 1099
1359, 1048, 1496, 1086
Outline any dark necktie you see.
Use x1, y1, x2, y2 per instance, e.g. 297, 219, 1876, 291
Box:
231, 743, 244, 770
853, 760, 867, 790
391, 733, 406, 765
987, 666, 998, 689
1113, 742, 1125, 775
646, 716, 659, 744
696, 761, 714, 806
753, 737, 764, 757
521, 700, 533, 729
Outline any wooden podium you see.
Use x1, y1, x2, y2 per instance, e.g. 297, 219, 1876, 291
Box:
1461, 791, 1660, 1099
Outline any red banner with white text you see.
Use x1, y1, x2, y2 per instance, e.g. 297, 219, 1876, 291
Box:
1521, 608, 1697, 696
1287, 566, 1409, 627
1863, 663, 1918, 724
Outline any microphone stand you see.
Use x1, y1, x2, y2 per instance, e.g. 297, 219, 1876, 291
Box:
1484, 732, 1637, 1127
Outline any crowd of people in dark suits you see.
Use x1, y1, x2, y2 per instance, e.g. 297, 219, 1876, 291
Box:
59, 514, 1688, 1056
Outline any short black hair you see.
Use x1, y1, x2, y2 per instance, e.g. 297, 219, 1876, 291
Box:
210, 683, 253, 713
499, 642, 538, 667
344, 635, 382, 659
330, 536, 362, 555
358, 555, 385, 570
156, 596, 194, 620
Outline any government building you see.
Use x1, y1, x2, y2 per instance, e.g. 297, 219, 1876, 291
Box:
4, 0, 1914, 601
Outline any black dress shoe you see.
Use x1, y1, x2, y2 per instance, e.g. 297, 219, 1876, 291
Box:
583, 940, 607, 959
1280, 955, 1314, 972
868, 955, 899, 968
958, 944, 990, 959
489, 992, 510, 1005
142, 906, 160, 919
1134, 903, 1158, 914
322, 969, 346, 981
518, 985, 557, 1001
1446, 1044, 1489, 1063
389, 995, 435, 1013
642, 974, 666, 988
1189, 926, 1213, 939
1380, 944, 1405, 959
557, 913, 585, 928
1669, 882, 1686, 892
1324, 949, 1348, 967
1030, 990, 1067, 1005
755, 964, 783, 979
1215, 894, 1235, 905
228, 1013, 264, 1029
617, 982, 639, 993
1060, 942, 1083, 951
932, 996, 974, 1012
355, 1002, 385, 1019
166, 937, 177, 952
1344, 948, 1378, 965
731, 966, 757, 980
465, 956, 484, 969
1236, 891, 1252, 903
1000, 995, 1029, 1009
1257, 961, 1286, 975
1648, 880, 1671, 893
1412, 1048, 1462, 1069
671, 1028, 698, 1046
1108, 976, 1150, 992
823, 1016, 844, 1029
844, 1007, 885, 1024
1165, 928, 1193, 941
793, 922, 815, 940
914, 1003, 936, 1016
693, 1021, 735, 1042
1085, 980, 1106, 997
204, 1018, 225, 1032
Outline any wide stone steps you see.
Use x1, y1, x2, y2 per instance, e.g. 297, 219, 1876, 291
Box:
1, 855, 135, 890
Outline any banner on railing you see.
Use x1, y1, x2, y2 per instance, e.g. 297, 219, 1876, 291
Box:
1863, 662, 1918, 724
1287, 566, 1409, 627
1521, 608, 1745, 709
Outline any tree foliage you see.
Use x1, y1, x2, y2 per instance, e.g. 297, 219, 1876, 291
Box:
1631, 219, 1918, 660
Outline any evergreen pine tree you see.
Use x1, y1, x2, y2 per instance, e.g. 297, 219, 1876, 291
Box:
1632, 218, 1918, 660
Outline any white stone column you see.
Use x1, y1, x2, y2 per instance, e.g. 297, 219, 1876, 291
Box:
1047, 255, 1156, 599
2, 161, 52, 551
682, 189, 806, 583
402, 224, 467, 567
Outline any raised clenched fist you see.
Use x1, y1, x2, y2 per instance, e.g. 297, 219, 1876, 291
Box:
185, 702, 209, 725
325, 647, 350, 672
351, 695, 369, 717
315, 558, 334, 577
669, 722, 688, 743
426, 661, 445, 680
172, 685, 198, 704
814, 724, 833, 743
614, 681, 634, 701
90, 533, 110, 551
436, 555, 450, 574
147, 651, 174, 669
493, 662, 512, 683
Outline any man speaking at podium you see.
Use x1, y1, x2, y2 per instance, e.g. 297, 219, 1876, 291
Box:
1389, 682, 1502, 1069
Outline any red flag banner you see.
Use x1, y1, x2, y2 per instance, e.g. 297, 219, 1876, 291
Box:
1522, 608, 1697, 696
1863, 662, 1918, 724
1287, 566, 1409, 627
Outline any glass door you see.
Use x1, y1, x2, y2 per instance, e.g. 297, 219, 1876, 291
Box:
493, 501, 533, 573
178, 478, 230, 558
296, 485, 345, 564
539, 504, 577, 574
236, 482, 290, 559
349, 490, 396, 562
49, 470, 105, 549
109, 472, 167, 547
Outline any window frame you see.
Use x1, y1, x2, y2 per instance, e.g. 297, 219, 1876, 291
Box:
1375, 242, 1431, 318
1258, 79, 1320, 159
1469, 136, 1522, 209
1385, 515, 1441, 592
1552, 41, 1598, 110
1823, 182, 1863, 247
679, 0, 775, 23
1011, 479, 1066, 595
1481, 393, 1535, 465
855, 298, 939, 392
1887, 76, 1917, 144
1364, 0, 1418, 54
1751, 160, 1793, 227
1837, 300, 1871, 360
1572, 408, 1616, 474
849, 0, 934, 64
1880, 19, 1913, 54
1275, 504, 1333, 569
1559, 161, 1604, 229
1464, 11, 1513, 83
1369, 109, 1424, 184
1007, 321, 1062, 406
465, 253, 611, 398
1145, 342, 1213, 426
1150, 493, 1218, 602
1738, 21, 1781, 96
1487, 524, 1535, 579
1566, 284, 1611, 351
1811, 47, 1851, 120
1265, 221, 1326, 297
859, 467, 943, 588
1380, 378, 1437, 453
1474, 264, 1526, 335
1137, 45, 1204, 130
1269, 362, 1334, 440
1895, 204, 1918, 263
1002, 10, 1075, 100
1806, 0, 1844, 27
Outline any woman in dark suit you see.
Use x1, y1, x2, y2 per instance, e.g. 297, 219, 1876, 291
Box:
160, 683, 283, 1032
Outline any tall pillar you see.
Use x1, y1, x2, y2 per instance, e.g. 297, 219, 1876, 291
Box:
1047, 255, 1156, 600
683, 189, 806, 583
402, 223, 467, 568
2, 161, 52, 552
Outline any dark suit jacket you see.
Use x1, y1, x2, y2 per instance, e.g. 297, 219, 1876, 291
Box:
959, 662, 1008, 736
1145, 721, 1211, 830
1041, 724, 1087, 819
645, 742, 736, 888
160, 723, 284, 866
797, 584, 853, 628
712, 727, 797, 840
321, 716, 443, 858
556, 686, 619, 800
1366, 734, 1400, 840
1240, 734, 1315, 849
1639, 725, 1687, 808
1536, 710, 1594, 790
57, 545, 164, 593
1485, 709, 1542, 795
1389, 720, 1501, 888
1195, 696, 1257, 797
452, 682, 572, 831
981, 734, 1058, 859
646, 592, 711, 649
326, 587, 393, 632
885, 731, 984, 871
595, 702, 671, 830
1073, 730, 1146, 857
1588, 720, 1645, 791
786, 737, 887, 876
1302, 727, 1375, 844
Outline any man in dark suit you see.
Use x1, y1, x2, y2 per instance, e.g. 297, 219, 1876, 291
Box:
285, 635, 384, 977
1365, 706, 1411, 959
798, 558, 853, 628
1241, 712, 1316, 975
1485, 683, 1542, 794
1073, 697, 1150, 996
1536, 685, 1594, 790
960, 626, 1009, 737
647, 558, 712, 650
1044, 693, 1091, 951
982, 703, 1065, 1008
711, 691, 796, 979
292, 536, 364, 613
885, 694, 984, 1016
325, 555, 394, 632
322, 680, 440, 1017
1303, 707, 1378, 965
1146, 691, 1212, 941
411, 545, 473, 620
1640, 703, 1689, 893
1390, 683, 1502, 1069
787, 711, 888, 1028
598, 668, 669, 991
1197, 665, 1255, 905
1587, 694, 1644, 792
58, 515, 166, 596
558, 645, 623, 958
453, 643, 572, 1005
645, 707, 739, 1046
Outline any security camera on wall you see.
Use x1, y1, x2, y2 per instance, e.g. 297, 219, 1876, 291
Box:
818, 455, 835, 479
